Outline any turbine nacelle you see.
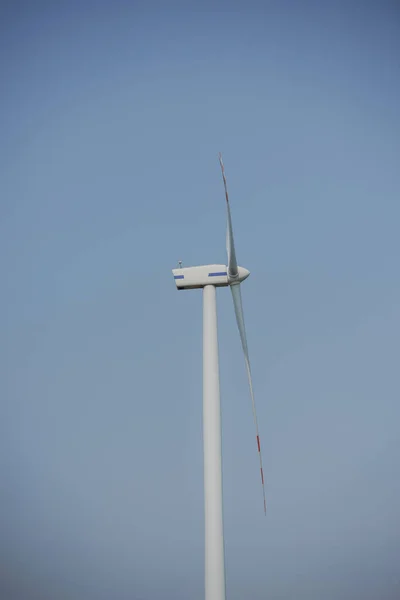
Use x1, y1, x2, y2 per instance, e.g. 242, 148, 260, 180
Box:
172, 264, 250, 290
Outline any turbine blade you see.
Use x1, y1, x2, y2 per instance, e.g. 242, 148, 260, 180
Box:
231, 283, 267, 515
218, 153, 238, 279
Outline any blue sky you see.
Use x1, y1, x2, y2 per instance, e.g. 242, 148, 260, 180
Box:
1, 1, 400, 598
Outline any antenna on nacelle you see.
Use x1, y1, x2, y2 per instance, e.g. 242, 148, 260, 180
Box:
178, 260, 183, 269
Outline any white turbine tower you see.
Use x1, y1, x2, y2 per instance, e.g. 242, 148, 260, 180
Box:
172, 154, 266, 600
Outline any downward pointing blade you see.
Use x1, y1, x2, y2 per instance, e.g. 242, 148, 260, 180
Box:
219, 153, 238, 280
231, 283, 267, 514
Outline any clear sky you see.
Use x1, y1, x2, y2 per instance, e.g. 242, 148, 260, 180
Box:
1, 1, 400, 598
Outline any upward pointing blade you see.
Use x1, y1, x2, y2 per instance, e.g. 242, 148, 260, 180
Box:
231, 283, 267, 515
219, 153, 238, 280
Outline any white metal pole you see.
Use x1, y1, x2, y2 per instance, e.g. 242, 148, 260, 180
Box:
203, 284, 226, 600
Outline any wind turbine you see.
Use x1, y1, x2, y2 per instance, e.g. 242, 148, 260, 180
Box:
172, 154, 266, 600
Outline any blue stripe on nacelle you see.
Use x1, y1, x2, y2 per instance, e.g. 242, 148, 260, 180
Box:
174, 275, 184, 279
208, 272, 227, 277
